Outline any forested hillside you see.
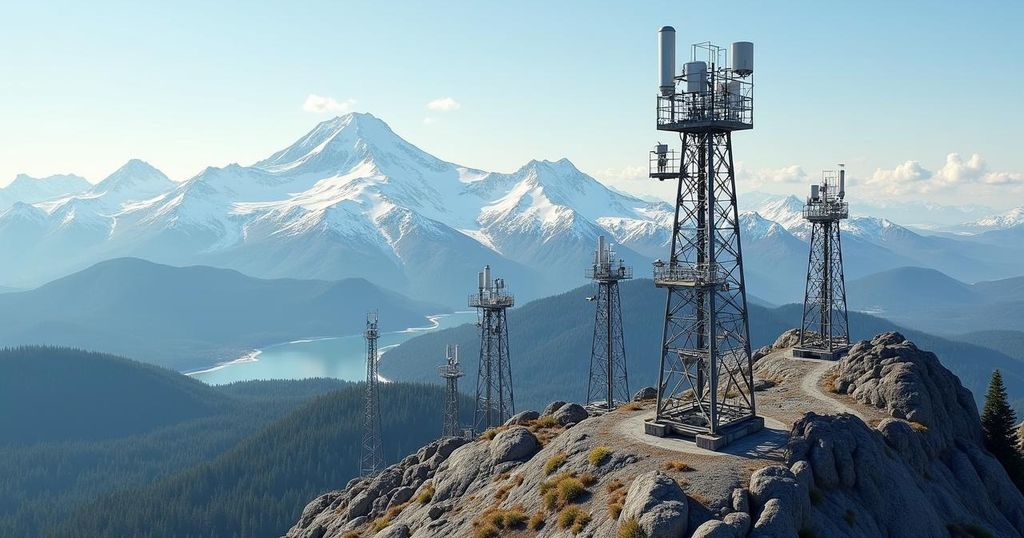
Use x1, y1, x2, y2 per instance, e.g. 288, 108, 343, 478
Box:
51, 383, 473, 538
382, 279, 1024, 412
0, 347, 348, 537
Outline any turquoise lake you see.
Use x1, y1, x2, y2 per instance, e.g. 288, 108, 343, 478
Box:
188, 311, 477, 385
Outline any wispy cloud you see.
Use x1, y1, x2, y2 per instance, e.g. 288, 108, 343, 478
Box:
739, 164, 808, 189
426, 97, 461, 112
303, 94, 356, 114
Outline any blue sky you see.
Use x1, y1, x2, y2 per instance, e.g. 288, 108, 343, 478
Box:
2, 1, 1022, 209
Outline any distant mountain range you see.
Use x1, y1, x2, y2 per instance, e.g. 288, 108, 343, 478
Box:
846, 266, 1024, 335
0, 258, 443, 371
382, 278, 1024, 414
3, 112, 1023, 307
0, 114, 671, 304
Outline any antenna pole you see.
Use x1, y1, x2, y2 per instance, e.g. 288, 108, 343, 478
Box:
360, 312, 384, 477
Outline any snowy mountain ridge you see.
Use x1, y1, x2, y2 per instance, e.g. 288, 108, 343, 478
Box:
0, 113, 672, 303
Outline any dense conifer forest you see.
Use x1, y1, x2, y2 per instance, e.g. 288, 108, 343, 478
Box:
0, 347, 465, 537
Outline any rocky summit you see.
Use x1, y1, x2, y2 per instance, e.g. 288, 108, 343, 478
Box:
285, 332, 1024, 538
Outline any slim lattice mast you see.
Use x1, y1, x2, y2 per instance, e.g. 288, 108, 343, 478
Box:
469, 265, 515, 433
586, 235, 632, 411
646, 30, 763, 450
360, 312, 384, 477
796, 167, 851, 360
439, 344, 464, 437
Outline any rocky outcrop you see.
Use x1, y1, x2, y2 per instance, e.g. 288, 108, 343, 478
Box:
633, 386, 657, 401
552, 403, 589, 426
286, 334, 1024, 538
832, 332, 981, 449
620, 471, 689, 538
286, 436, 470, 538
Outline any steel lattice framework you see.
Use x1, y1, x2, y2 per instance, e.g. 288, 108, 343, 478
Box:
798, 169, 850, 359
359, 312, 384, 477
647, 40, 761, 444
469, 265, 514, 432
439, 344, 464, 437
586, 236, 632, 410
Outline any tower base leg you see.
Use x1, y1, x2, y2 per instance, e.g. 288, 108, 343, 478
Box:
643, 415, 765, 451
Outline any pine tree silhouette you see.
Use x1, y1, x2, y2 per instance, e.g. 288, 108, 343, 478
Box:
981, 369, 1024, 490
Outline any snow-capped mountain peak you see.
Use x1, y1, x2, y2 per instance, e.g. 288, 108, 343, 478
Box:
253, 112, 448, 178
90, 159, 174, 199
0, 173, 91, 210
740, 211, 788, 240
970, 207, 1024, 230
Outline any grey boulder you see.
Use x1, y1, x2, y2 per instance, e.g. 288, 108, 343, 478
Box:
620, 470, 689, 538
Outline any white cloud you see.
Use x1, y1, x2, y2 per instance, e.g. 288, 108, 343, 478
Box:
865, 152, 1022, 196
426, 97, 461, 112
303, 94, 356, 114
739, 164, 808, 189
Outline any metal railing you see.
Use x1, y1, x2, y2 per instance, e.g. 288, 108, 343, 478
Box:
468, 292, 515, 308
649, 150, 681, 179
656, 83, 753, 129
653, 263, 726, 287
586, 263, 633, 280
803, 201, 849, 221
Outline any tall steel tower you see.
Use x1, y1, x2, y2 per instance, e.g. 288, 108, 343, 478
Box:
586, 235, 632, 411
439, 344, 464, 437
796, 167, 851, 360
469, 265, 515, 432
646, 29, 763, 449
359, 312, 384, 477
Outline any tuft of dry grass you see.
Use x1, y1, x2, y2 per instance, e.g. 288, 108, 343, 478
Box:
528, 511, 546, 530
588, 446, 612, 466
618, 517, 644, 538
558, 506, 591, 534
494, 484, 512, 504
909, 420, 929, 433
822, 370, 841, 393
620, 401, 644, 411
384, 502, 409, 520
663, 460, 695, 472
370, 517, 390, 533
474, 506, 527, 537
533, 415, 559, 428
540, 472, 590, 510
415, 484, 435, 504
606, 479, 627, 519
480, 425, 511, 440
544, 453, 568, 475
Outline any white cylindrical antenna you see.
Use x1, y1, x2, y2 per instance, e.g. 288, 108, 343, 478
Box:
484, 265, 491, 289
684, 61, 707, 94
598, 235, 606, 264
732, 41, 753, 76
478, 271, 485, 291
658, 26, 676, 96
811, 184, 820, 201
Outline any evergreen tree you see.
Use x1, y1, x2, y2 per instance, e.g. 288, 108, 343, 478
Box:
981, 369, 1024, 490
